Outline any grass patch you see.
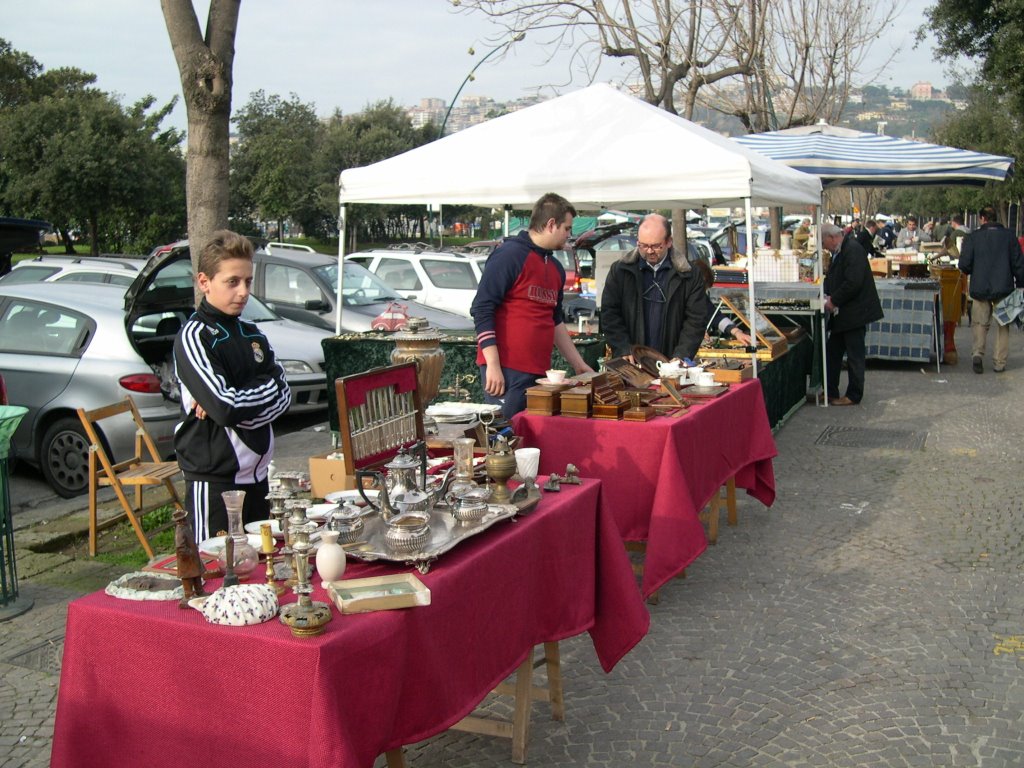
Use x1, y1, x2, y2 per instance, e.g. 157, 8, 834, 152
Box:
87, 504, 178, 569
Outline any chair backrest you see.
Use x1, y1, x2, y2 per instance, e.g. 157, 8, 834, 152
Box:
77, 397, 163, 470
334, 362, 424, 476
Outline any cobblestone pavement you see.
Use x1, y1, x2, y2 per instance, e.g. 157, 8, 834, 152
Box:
3, 323, 1024, 767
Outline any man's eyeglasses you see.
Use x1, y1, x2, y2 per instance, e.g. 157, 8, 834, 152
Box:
638, 242, 667, 253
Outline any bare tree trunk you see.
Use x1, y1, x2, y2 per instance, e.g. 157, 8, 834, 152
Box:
160, 0, 238, 305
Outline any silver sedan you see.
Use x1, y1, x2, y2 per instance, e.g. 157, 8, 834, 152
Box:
0, 283, 180, 497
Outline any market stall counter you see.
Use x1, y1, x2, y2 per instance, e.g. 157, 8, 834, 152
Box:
50, 479, 649, 768
512, 379, 777, 597
322, 333, 606, 431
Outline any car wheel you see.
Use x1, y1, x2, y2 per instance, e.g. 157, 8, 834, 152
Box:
39, 417, 91, 498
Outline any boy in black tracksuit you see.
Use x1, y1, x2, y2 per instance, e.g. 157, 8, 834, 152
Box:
173, 231, 291, 541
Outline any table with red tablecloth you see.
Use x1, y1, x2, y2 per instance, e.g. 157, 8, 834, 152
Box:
513, 378, 777, 597
50, 479, 648, 768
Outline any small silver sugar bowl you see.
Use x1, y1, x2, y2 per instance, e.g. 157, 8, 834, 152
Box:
329, 504, 365, 544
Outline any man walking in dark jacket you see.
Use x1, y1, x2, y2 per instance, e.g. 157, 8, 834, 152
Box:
822, 223, 884, 406
600, 214, 707, 363
958, 205, 1024, 373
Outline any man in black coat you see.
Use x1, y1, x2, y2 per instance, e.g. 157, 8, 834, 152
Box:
958, 205, 1024, 373
822, 223, 884, 406
600, 214, 707, 363
856, 219, 879, 257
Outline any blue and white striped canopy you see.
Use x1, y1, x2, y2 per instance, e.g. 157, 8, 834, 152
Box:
733, 123, 1013, 188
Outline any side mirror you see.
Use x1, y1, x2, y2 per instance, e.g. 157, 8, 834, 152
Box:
304, 299, 329, 311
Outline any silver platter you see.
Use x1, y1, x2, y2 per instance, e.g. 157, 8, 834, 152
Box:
341, 503, 520, 574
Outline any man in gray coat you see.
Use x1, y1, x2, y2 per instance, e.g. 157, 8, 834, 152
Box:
600, 214, 707, 363
958, 205, 1024, 373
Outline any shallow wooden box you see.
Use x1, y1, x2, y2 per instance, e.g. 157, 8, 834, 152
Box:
525, 386, 561, 415
709, 364, 753, 384
326, 573, 431, 614
559, 387, 592, 418
592, 401, 627, 420
623, 406, 656, 422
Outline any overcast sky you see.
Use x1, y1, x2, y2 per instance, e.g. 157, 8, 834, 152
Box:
2, 0, 951, 132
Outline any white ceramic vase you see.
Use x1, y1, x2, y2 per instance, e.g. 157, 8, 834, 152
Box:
316, 530, 347, 588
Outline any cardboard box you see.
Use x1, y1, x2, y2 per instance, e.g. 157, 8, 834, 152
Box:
308, 452, 353, 499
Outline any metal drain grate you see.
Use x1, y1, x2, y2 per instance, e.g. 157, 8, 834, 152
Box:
815, 425, 928, 450
4, 638, 64, 675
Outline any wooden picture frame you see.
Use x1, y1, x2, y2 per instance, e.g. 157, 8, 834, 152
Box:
717, 291, 789, 358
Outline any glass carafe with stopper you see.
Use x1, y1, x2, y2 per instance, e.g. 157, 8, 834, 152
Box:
449, 437, 478, 497
218, 490, 259, 579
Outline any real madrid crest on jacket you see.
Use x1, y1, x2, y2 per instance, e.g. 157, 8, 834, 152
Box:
173, 297, 291, 486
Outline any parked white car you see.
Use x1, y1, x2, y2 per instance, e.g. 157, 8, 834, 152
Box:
0, 255, 144, 287
265, 242, 317, 255
346, 249, 483, 317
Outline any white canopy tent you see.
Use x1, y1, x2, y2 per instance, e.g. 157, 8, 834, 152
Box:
339, 83, 820, 210
337, 83, 823, 378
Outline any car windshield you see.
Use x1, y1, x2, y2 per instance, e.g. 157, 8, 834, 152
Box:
552, 250, 574, 272
241, 295, 279, 322
313, 262, 401, 306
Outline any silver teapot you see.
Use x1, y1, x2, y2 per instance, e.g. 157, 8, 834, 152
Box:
355, 442, 454, 521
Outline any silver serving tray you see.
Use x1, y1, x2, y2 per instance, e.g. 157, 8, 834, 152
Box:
341, 503, 520, 574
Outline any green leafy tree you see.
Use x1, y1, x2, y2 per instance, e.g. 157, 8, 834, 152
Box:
0, 38, 41, 108
315, 101, 438, 248
231, 91, 323, 241
0, 90, 185, 255
926, 0, 1024, 110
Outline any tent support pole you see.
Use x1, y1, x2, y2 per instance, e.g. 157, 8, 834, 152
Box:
336, 205, 347, 336
817, 204, 828, 407
745, 199, 757, 378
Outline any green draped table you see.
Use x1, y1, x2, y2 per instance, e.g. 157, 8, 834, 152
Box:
321, 332, 606, 432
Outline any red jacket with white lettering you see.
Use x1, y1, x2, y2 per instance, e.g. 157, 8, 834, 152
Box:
471, 231, 566, 374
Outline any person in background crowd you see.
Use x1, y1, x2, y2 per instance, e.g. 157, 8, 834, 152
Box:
821, 223, 883, 406
945, 214, 970, 259
877, 220, 897, 249
471, 192, 593, 419
933, 217, 951, 244
692, 260, 753, 347
921, 220, 936, 242
857, 219, 880, 257
957, 205, 1024, 374
601, 213, 708, 365
896, 216, 921, 249
792, 218, 811, 252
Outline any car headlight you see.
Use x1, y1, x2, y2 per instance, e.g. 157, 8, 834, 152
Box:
279, 360, 317, 375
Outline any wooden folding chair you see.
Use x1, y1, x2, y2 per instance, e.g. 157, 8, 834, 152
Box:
76, 397, 184, 559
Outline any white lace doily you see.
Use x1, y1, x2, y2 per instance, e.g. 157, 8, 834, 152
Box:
105, 572, 184, 601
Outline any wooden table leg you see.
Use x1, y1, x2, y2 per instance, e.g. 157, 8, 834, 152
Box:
725, 476, 738, 527
384, 748, 407, 768
542, 641, 565, 721
510, 653, 534, 764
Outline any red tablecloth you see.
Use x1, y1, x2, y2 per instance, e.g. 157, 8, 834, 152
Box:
513, 379, 777, 597
50, 480, 648, 768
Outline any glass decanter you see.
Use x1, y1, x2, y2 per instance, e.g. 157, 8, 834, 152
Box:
218, 490, 259, 580
449, 437, 478, 497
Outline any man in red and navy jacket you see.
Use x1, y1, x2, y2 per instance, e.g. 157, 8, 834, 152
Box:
471, 192, 594, 418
